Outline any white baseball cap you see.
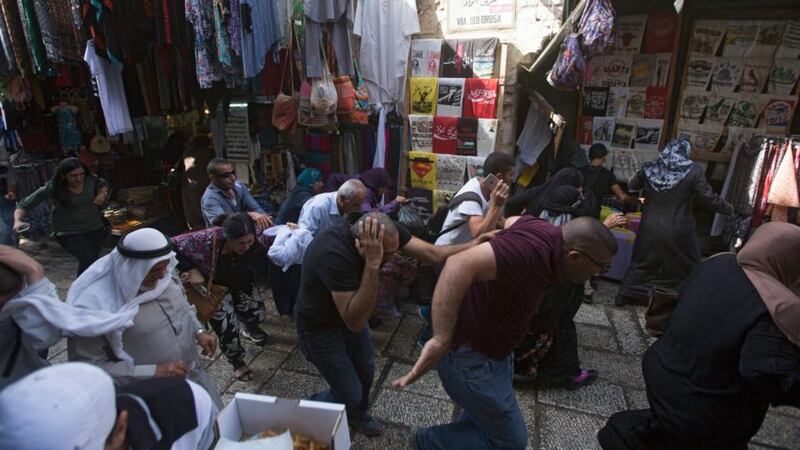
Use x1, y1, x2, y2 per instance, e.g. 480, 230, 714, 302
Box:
0, 362, 118, 449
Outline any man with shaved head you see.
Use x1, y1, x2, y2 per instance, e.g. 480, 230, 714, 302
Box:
394, 215, 616, 450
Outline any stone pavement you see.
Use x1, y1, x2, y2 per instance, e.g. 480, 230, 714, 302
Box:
22, 238, 797, 450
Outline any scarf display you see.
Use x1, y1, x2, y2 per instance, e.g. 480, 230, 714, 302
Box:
643, 138, 693, 192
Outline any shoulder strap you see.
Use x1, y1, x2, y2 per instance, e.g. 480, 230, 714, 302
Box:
437, 192, 485, 238
208, 231, 218, 289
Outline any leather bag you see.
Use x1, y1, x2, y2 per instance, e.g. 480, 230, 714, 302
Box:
184, 232, 228, 323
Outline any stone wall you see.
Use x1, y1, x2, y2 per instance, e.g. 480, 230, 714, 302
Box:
415, 0, 565, 154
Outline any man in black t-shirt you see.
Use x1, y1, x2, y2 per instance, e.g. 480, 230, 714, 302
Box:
581, 143, 636, 218
295, 212, 492, 438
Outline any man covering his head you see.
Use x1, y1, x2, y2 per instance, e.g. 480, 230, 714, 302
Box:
66, 228, 222, 408
0, 362, 217, 449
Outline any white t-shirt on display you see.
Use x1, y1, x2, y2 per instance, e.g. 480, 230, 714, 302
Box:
84, 40, 133, 136
435, 177, 489, 246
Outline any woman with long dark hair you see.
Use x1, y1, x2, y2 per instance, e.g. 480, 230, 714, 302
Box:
13, 157, 110, 275
172, 213, 270, 382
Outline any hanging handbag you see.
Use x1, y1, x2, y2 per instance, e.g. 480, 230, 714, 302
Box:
547, 33, 586, 91
577, 0, 616, 57
184, 232, 229, 323
350, 59, 371, 124
310, 40, 338, 116
272, 25, 298, 132
644, 287, 679, 337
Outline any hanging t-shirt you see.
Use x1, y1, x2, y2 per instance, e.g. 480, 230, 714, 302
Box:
456, 118, 478, 156
353, 0, 420, 107
240, 0, 282, 78
437, 78, 465, 117
472, 38, 498, 78
463, 78, 498, 119
432, 116, 458, 155
409, 114, 434, 152
411, 39, 442, 77
84, 40, 133, 136
440, 39, 474, 77
477, 118, 498, 157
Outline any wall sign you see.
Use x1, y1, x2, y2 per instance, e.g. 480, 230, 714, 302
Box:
448, 0, 515, 32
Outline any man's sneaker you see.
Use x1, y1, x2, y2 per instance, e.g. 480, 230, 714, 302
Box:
409, 426, 421, 450
350, 416, 384, 437
418, 305, 431, 324
566, 369, 598, 391
418, 324, 433, 349
241, 325, 269, 346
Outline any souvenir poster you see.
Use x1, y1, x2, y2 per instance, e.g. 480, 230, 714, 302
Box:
583, 57, 605, 87
463, 78, 498, 119
607, 87, 629, 118
630, 54, 656, 87
406, 188, 434, 219
689, 20, 727, 55
759, 96, 798, 131
612, 148, 640, 183
626, 88, 646, 118
775, 21, 800, 59
645, 11, 678, 54
477, 119, 497, 157
612, 119, 636, 148
720, 126, 762, 154
710, 59, 743, 93
727, 95, 768, 127
747, 21, 784, 58
740, 59, 773, 93
583, 87, 610, 116
675, 120, 693, 141
436, 154, 467, 191
432, 116, 458, 154
679, 90, 709, 124
644, 86, 667, 119
410, 77, 438, 115
578, 115, 595, 145
440, 39, 474, 77
613, 15, 647, 54
685, 56, 715, 89
411, 39, 443, 77
472, 38, 499, 79
723, 22, 759, 58
409, 115, 434, 152
654, 53, 672, 87
767, 59, 800, 95
409, 151, 437, 190
592, 116, 615, 144
688, 123, 724, 153
704, 94, 737, 126
437, 78, 466, 117
433, 190, 455, 212
599, 54, 633, 87
467, 156, 486, 178
633, 118, 663, 150
456, 118, 478, 156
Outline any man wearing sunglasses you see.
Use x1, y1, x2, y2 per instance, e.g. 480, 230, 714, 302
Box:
394, 215, 617, 450
201, 158, 273, 228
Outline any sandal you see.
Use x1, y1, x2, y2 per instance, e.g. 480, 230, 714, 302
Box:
233, 364, 254, 382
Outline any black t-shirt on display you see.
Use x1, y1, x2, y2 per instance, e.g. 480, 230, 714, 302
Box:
295, 216, 412, 331
581, 165, 617, 217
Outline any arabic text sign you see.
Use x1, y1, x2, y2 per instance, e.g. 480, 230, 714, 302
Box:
449, 0, 515, 31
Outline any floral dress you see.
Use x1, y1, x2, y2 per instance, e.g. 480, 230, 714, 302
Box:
185, 0, 223, 88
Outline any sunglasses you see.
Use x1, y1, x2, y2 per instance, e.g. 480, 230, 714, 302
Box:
214, 171, 235, 178
571, 248, 611, 273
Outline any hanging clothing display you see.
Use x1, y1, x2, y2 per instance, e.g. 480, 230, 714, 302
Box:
185, 0, 223, 88
304, 0, 354, 78
0, 0, 29, 74
239, 0, 281, 78
84, 40, 133, 136
31, 0, 63, 64
17, 0, 47, 73
305, 132, 333, 178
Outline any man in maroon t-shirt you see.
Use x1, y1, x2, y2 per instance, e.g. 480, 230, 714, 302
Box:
394, 216, 617, 450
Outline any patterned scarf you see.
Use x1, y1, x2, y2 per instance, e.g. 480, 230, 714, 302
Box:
643, 139, 693, 192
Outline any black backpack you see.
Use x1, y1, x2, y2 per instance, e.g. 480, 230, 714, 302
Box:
422, 191, 483, 242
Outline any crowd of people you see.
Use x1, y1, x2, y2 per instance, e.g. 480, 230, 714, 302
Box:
0, 137, 798, 449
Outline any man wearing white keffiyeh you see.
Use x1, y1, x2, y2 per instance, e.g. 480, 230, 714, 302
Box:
66, 228, 222, 408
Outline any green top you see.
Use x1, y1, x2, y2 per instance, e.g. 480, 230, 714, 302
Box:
18, 176, 109, 236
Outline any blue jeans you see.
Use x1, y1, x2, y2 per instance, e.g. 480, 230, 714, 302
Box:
417, 346, 527, 450
296, 317, 375, 420
0, 197, 17, 246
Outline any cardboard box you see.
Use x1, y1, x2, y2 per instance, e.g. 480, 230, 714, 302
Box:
215, 393, 350, 450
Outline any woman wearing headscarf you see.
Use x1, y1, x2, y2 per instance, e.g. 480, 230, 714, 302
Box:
513, 186, 626, 390
172, 214, 270, 382
275, 168, 323, 226
599, 222, 800, 449
504, 167, 588, 218
615, 139, 733, 306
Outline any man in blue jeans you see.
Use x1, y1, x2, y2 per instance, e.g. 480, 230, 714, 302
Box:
394, 216, 617, 449
295, 212, 493, 437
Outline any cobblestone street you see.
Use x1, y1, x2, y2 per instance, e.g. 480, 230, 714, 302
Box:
25, 239, 798, 450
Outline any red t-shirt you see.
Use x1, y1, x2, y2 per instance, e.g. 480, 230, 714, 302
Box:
452, 216, 563, 358
432, 116, 458, 154
463, 78, 498, 119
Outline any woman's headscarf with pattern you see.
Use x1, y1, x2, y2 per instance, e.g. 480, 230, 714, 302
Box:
643, 139, 693, 192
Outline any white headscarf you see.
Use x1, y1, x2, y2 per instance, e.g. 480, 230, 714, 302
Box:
67, 228, 178, 364
0, 362, 117, 450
